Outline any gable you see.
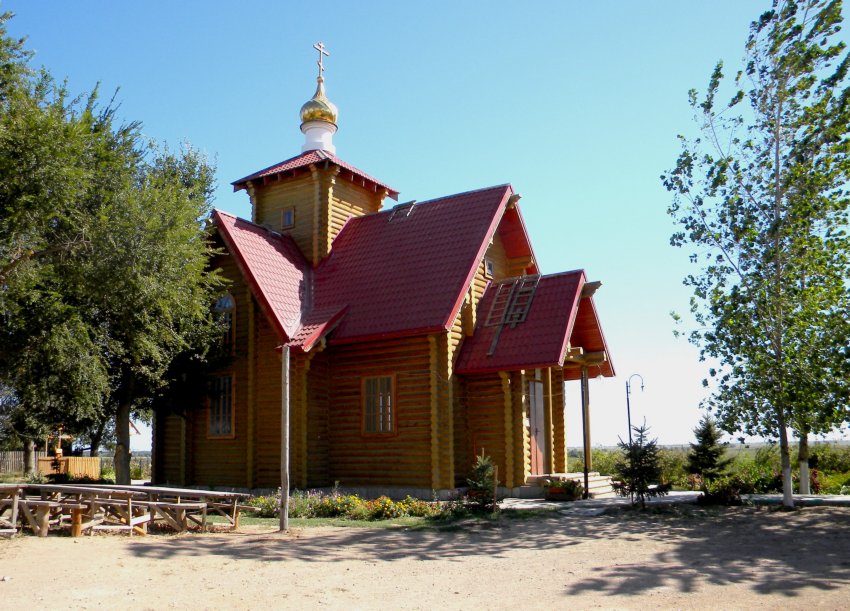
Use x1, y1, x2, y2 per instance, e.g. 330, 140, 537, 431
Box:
311, 185, 515, 344
212, 210, 310, 341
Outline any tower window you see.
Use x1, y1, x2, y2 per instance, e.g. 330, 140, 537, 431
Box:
281, 207, 295, 229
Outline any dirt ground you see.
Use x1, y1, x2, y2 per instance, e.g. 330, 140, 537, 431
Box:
2, 505, 849, 610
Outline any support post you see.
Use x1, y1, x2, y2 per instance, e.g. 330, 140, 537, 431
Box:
580, 366, 591, 499
280, 345, 291, 532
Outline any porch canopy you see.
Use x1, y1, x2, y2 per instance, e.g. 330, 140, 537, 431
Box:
455, 270, 614, 377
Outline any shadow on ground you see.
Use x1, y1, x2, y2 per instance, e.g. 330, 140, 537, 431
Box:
127, 505, 850, 599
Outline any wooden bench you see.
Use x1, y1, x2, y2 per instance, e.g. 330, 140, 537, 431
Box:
0, 484, 24, 537
17, 499, 91, 537
91, 498, 151, 536
144, 501, 208, 533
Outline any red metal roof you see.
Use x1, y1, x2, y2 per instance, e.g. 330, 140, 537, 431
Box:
231, 149, 399, 200
213, 182, 613, 369
454, 271, 614, 376
212, 210, 310, 341
312, 185, 514, 343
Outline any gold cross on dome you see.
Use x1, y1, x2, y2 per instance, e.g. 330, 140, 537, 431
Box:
313, 41, 330, 77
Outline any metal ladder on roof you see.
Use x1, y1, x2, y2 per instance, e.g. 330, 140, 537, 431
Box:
485, 274, 541, 355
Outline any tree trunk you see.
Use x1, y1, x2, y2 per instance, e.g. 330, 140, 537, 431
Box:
798, 433, 810, 495
114, 400, 132, 485
23, 438, 36, 475
89, 417, 107, 457
778, 418, 795, 508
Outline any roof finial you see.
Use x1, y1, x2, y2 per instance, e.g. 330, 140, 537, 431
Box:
300, 41, 338, 153
314, 41, 329, 79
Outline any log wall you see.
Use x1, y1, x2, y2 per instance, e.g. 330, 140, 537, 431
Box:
326, 336, 433, 487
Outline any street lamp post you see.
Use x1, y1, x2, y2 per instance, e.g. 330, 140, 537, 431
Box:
625, 374, 645, 445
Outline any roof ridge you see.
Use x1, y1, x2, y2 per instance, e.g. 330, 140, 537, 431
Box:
230, 151, 315, 186
359, 184, 512, 219
538, 269, 587, 280
416, 183, 512, 206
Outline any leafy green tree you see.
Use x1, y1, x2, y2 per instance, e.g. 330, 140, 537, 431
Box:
0, 12, 113, 445
662, 0, 850, 507
687, 415, 732, 489
614, 421, 669, 509
0, 12, 225, 483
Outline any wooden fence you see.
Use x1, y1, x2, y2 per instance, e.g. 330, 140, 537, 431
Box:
0, 451, 48, 474
37, 456, 101, 478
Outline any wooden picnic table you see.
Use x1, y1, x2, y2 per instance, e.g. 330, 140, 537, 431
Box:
24, 484, 147, 537
93, 485, 255, 530
0, 483, 25, 537
3, 483, 256, 537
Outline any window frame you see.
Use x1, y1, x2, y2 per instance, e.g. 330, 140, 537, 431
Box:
484, 257, 495, 278
207, 373, 236, 439
281, 206, 296, 229
361, 374, 397, 436
214, 292, 236, 354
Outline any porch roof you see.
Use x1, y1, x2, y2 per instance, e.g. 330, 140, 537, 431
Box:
455, 270, 614, 377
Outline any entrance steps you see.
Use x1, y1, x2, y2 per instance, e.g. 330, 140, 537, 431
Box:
513, 472, 617, 499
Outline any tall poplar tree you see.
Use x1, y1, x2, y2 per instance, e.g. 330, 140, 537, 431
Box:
663, 0, 850, 507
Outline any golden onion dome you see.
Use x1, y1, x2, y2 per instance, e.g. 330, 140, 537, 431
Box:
300, 77, 338, 126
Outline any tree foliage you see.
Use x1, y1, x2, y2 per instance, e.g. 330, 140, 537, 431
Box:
687, 415, 733, 486
662, 0, 850, 507
0, 12, 225, 482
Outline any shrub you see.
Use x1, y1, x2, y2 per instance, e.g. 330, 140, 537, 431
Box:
819, 472, 850, 495
699, 475, 750, 505
808, 444, 850, 473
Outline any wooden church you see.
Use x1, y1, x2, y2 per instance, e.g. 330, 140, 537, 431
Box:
152, 46, 614, 495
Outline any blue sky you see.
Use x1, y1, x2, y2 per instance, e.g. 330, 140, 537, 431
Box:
6, 1, 848, 450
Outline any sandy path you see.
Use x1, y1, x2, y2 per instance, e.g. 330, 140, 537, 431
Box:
2, 506, 849, 609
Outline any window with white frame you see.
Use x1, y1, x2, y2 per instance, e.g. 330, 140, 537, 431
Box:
363, 375, 394, 434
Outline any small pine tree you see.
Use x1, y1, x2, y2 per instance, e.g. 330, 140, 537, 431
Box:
687, 415, 732, 489
615, 421, 668, 509
466, 452, 499, 512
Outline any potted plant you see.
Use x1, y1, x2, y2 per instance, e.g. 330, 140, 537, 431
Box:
542, 477, 583, 501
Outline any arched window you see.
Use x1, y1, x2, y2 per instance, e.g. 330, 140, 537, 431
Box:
215, 293, 235, 350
